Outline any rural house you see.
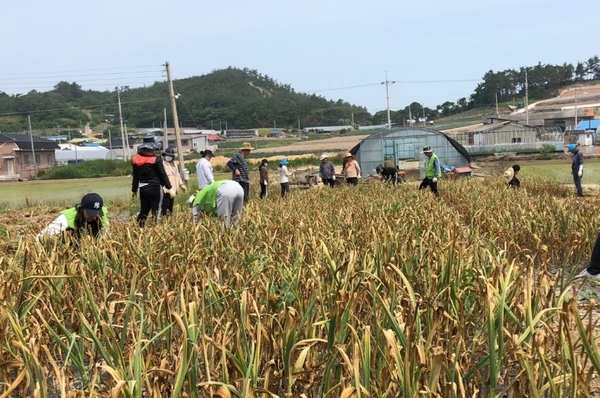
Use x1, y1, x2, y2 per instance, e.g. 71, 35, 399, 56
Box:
0, 133, 60, 180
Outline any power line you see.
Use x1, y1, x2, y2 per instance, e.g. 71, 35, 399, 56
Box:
304, 82, 382, 93
0, 70, 164, 83
0, 65, 163, 78
1, 81, 166, 92
0, 98, 166, 117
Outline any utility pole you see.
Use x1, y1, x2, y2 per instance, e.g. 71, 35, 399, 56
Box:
108, 129, 113, 159
165, 61, 188, 183
381, 72, 395, 129
351, 112, 354, 128
495, 93, 499, 117
28, 116, 38, 179
525, 68, 529, 125
274, 120, 276, 129
575, 89, 579, 127
163, 108, 168, 150
117, 88, 128, 160
298, 116, 301, 140
422, 107, 426, 126
409, 106, 412, 126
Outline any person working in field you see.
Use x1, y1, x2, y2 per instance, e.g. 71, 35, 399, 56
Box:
259, 158, 270, 199
161, 147, 187, 216
419, 146, 441, 197
575, 232, 600, 281
227, 142, 253, 203
190, 180, 245, 227
197, 149, 215, 189
319, 154, 336, 187
503, 164, 521, 189
279, 157, 290, 198
376, 164, 399, 185
131, 137, 174, 227
568, 143, 584, 197
343, 153, 361, 185
37, 193, 108, 240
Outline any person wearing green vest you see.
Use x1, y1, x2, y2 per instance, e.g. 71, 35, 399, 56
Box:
419, 146, 441, 197
37, 193, 109, 240
190, 180, 244, 227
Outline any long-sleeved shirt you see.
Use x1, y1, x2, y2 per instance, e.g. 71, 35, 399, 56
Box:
572, 151, 584, 174
36, 207, 109, 241
132, 153, 172, 192
163, 160, 183, 193
259, 165, 269, 184
279, 166, 289, 183
344, 160, 361, 178
319, 161, 335, 179
197, 158, 215, 189
227, 152, 249, 183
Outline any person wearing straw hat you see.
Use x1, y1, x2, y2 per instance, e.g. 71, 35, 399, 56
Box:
227, 142, 253, 203
37, 193, 109, 241
343, 152, 361, 185
503, 164, 521, 189
161, 147, 188, 216
419, 146, 441, 197
319, 154, 336, 187
568, 143, 584, 197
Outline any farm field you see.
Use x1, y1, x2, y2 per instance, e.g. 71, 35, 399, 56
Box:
1, 178, 600, 396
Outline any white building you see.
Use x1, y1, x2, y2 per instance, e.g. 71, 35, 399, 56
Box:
55, 144, 117, 164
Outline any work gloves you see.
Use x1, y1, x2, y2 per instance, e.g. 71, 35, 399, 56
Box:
168, 189, 176, 199
131, 192, 137, 201
180, 184, 188, 193
432, 177, 438, 183
578, 166, 583, 178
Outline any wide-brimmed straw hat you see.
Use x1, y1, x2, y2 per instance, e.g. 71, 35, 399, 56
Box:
344, 152, 353, 158
320, 154, 328, 160
503, 167, 515, 183
239, 142, 254, 151
423, 146, 433, 153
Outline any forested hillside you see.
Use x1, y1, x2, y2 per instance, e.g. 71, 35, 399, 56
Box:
1, 56, 599, 134
0, 67, 371, 133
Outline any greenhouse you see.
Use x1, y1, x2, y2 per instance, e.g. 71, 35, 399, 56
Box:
350, 127, 471, 177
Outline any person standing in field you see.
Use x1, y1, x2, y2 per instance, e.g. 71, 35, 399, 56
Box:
259, 158, 270, 199
319, 154, 336, 187
197, 149, 215, 189
419, 146, 441, 197
132, 138, 174, 227
279, 157, 290, 198
568, 143, 584, 197
503, 164, 521, 189
161, 148, 188, 216
191, 180, 244, 227
37, 193, 108, 240
343, 153, 361, 185
227, 142, 253, 203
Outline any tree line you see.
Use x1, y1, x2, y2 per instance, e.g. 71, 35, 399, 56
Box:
0, 56, 599, 134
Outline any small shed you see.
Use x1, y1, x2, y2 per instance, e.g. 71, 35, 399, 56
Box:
269, 130, 286, 138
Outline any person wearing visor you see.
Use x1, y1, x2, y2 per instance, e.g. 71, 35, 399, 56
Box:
37, 193, 108, 240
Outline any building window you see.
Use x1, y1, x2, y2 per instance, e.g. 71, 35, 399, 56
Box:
181, 140, 189, 146
24, 154, 30, 165
512, 138, 522, 143
168, 140, 175, 147
47, 154, 52, 164
35, 154, 41, 165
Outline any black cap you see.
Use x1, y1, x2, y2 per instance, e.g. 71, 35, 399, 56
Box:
80, 193, 104, 217
162, 147, 175, 157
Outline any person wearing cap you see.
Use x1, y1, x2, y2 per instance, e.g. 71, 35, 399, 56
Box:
568, 143, 584, 197
376, 164, 400, 185
197, 149, 215, 190
161, 148, 188, 216
503, 164, 521, 189
227, 142, 253, 203
319, 154, 336, 187
259, 158, 270, 199
419, 146, 441, 197
191, 180, 245, 227
343, 152, 361, 185
132, 138, 174, 227
37, 193, 108, 240
279, 157, 290, 198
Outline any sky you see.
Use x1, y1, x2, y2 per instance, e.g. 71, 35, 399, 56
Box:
2, 0, 600, 114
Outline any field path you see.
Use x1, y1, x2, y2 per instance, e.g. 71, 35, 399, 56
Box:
252, 135, 369, 154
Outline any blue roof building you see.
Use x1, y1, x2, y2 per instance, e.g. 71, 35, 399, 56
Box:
575, 120, 600, 131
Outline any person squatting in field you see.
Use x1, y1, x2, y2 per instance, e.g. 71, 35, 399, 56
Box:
503, 164, 521, 189
227, 142, 253, 203
576, 232, 600, 281
419, 146, 441, 197
161, 148, 188, 216
131, 138, 174, 227
568, 143, 584, 197
376, 164, 399, 185
37, 193, 108, 241
191, 180, 245, 227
